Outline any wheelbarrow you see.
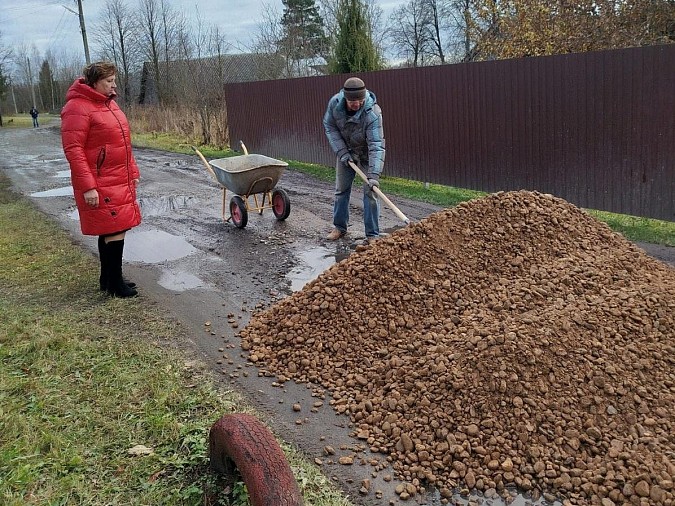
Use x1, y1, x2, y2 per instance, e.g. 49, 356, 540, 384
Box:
192, 143, 291, 229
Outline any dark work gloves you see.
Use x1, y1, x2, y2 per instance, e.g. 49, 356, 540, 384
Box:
340, 153, 353, 164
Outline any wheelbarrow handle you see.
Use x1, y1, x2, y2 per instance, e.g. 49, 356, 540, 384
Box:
348, 160, 410, 225
191, 145, 218, 181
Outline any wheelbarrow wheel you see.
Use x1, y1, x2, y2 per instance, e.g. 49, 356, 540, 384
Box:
230, 195, 248, 228
272, 189, 291, 221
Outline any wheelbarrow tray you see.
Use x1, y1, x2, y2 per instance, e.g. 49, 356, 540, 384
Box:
209, 154, 288, 196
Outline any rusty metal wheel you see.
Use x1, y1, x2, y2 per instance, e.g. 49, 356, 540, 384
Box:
209, 413, 303, 506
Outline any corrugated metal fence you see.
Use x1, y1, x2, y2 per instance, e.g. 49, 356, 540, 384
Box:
224, 45, 674, 221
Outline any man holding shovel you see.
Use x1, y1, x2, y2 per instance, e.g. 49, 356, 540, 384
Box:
323, 77, 385, 241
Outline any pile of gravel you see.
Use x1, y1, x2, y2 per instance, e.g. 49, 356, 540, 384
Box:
239, 191, 675, 505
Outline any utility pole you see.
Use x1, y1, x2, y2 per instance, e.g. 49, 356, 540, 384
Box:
63, 1, 90, 64
77, 0, 91, 64
11, 81, 18, 114
27, 57, 37, 108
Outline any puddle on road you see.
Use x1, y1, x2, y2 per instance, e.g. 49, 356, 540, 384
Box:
30, 186, 73, 198
139, 195, 198, 217
158, 269, 205, 292
287, 246, 350, 291
123, 229, 199, 263
54, 170, 71, 178
36, 154, 66, 162
162, 159, 193, 169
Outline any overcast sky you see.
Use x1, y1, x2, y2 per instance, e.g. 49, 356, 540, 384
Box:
1, 0, 272, 59
2, 0, 402, 63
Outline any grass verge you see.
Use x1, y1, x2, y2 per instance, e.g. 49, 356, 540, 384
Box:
133, 132, 675, 246
0, 174, 352, 506
1, 114, 55, 129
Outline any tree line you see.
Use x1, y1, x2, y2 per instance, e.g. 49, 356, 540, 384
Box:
0, 0, 672, 134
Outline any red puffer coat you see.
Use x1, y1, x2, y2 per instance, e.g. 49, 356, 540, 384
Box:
61, 78, 142, 236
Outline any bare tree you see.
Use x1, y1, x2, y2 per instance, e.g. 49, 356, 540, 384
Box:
388, 0, 464, 66
388, 0, 432, 66
159, 0, 187, 102
250, 4, 284, 52
137, 0, 164, 103
249, 3, 302, 77
417, 0, 476, 62
52, 49, 85, 85
248, 4, 289, 78
424, 0, 447, 63
94, 0, 141, 104
172, 13, 232, 145
132, 0, 185, 104
44, 47, 82, 110
4, 41, 91, 115
9, 44, 41, 111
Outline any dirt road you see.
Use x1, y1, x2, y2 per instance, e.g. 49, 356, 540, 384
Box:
1, 124, 672, 506
1, 123, 446, 505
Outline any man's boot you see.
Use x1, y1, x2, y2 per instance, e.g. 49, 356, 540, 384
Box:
106, 239, 138, 298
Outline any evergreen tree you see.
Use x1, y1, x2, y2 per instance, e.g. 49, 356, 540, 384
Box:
281, 0, 328, 61
38, 60, 55, 112
329, 0, 383, 73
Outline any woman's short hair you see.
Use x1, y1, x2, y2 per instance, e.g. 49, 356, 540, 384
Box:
82, 61, 117, 87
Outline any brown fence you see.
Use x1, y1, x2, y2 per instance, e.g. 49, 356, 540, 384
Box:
224, 45, 674, 222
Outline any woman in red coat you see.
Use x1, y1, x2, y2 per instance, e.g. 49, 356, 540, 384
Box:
61, 61, 142, 297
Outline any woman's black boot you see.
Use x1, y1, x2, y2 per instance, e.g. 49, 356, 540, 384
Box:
99, 236, 135, 291
106, 239, 138, 298
98, 236, 109, 291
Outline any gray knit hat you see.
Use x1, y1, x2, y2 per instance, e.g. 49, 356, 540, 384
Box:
343, 77, 366, 101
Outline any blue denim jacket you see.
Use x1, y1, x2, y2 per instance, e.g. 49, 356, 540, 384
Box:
323, 90, 385, 176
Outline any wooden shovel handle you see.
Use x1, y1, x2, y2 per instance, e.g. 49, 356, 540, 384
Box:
348, 160, 410, 224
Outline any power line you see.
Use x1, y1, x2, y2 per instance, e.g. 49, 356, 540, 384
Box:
3, 0, 91, 62
1, 0, 64, 20
45, 8, 70, 54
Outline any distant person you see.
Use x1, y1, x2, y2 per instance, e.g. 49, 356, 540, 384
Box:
61, 61, 142, 298
323, 76, 385, 242
30, 106, 39, 127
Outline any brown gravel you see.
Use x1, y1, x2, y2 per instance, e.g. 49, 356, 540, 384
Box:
239, 190, 675, 505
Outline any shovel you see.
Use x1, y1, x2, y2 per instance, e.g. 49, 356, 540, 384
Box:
347, 160, 410, 225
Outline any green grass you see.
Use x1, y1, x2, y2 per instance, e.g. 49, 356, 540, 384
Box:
586, 210, 675, 246
0, 175, 352, 506
133, 132, 675, 246
1, 114, 56, 128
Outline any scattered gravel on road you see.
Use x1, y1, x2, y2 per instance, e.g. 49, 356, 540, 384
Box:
240, 190, 675, 505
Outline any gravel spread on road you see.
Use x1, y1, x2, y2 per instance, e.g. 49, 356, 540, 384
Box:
240, 190, 675, 505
